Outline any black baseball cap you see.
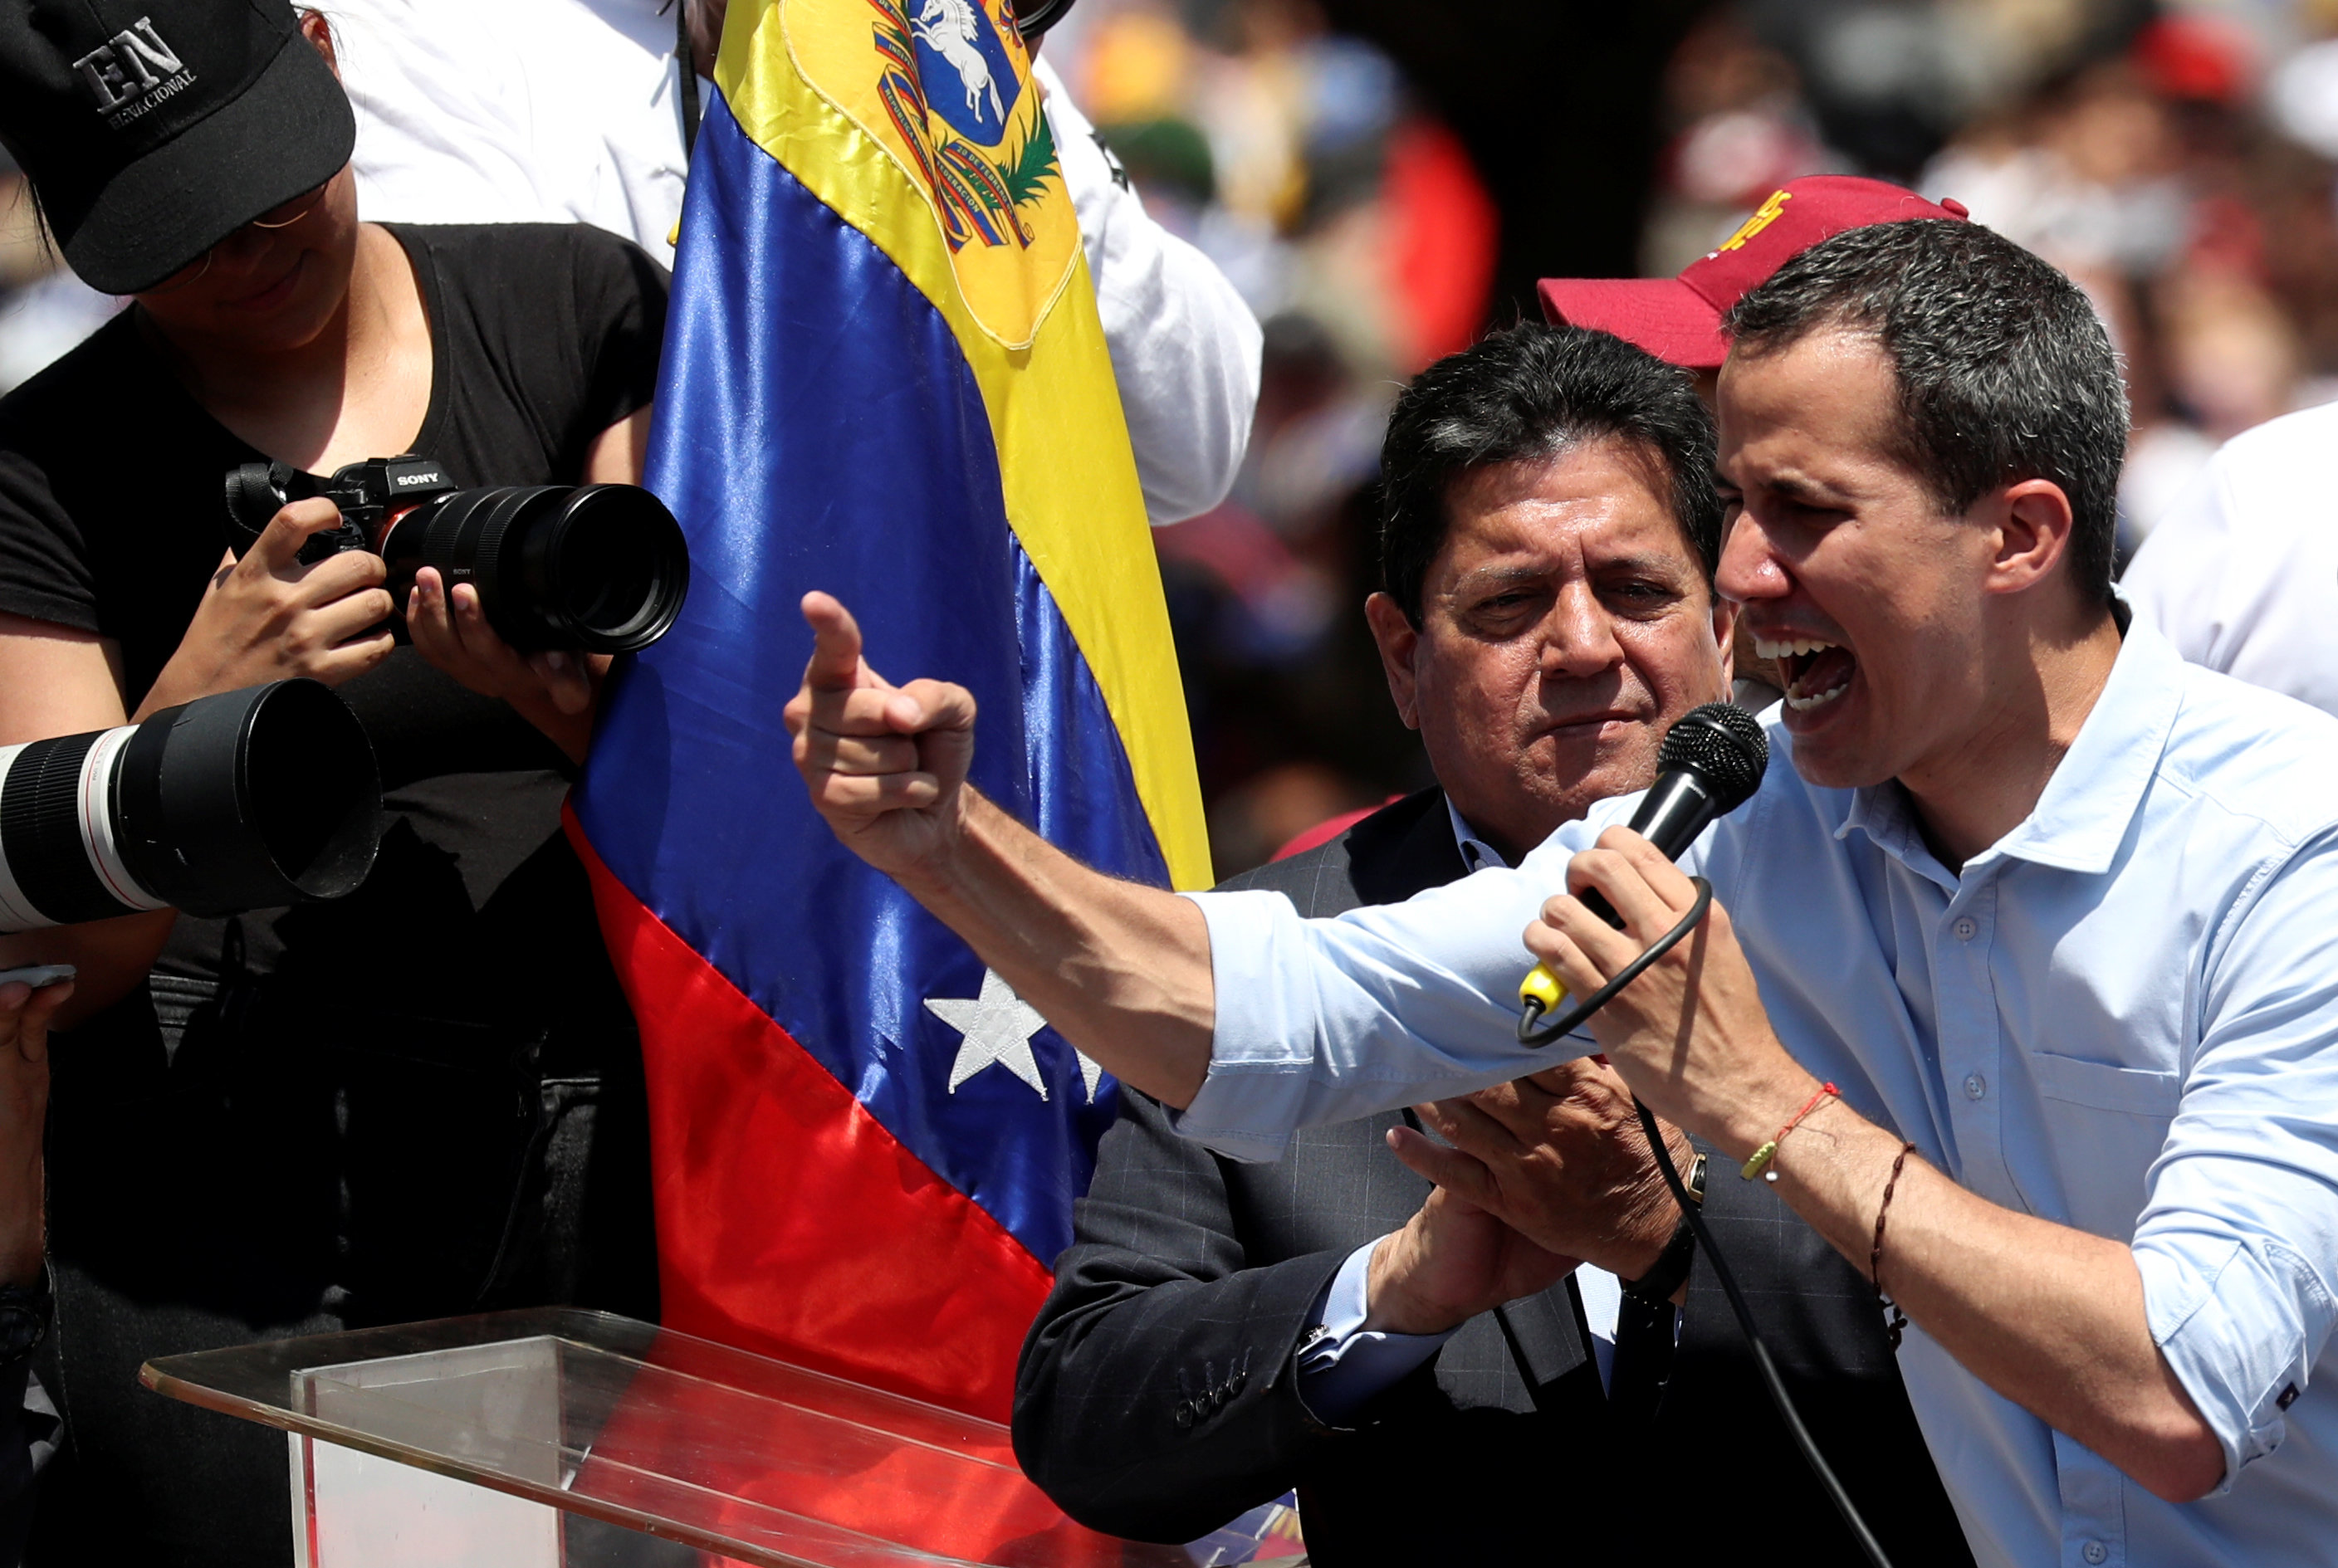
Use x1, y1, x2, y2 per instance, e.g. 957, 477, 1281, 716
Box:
0, 0, 354, 294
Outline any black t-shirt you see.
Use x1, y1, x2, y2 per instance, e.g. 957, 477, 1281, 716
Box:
0, 219, 663, 738
0, 224, 669, 1561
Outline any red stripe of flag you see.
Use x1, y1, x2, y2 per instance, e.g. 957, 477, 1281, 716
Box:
565, 805, 1054, 1423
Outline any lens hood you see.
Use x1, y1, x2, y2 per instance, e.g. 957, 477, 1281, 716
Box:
526, 484, 691, 653
416, 482, 690, 653
116, 680, 382, 916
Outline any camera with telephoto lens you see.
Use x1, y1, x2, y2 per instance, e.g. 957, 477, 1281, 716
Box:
0, 681, 381, 933
222, 457, 691, 655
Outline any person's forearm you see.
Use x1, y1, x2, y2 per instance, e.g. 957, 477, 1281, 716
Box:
1711, 1082, 2223, 1501
901, 788, 1215, 1107
1018, 1250, 1344, 1538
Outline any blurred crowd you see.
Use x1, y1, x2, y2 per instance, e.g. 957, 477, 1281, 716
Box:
0, 169, 116, 396
1037, 0, 1500, 871
1649, 0, 2338, 559
17, 0, 2338, 878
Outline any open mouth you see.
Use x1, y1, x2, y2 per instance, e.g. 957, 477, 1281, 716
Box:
1754, 635, 1856, 713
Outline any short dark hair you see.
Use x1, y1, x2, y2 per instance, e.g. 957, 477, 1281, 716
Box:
1377, 324, 1723, 626
1722, 219, 2127, 603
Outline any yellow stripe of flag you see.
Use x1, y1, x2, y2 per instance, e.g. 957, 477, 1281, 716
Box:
719, 0, 1211, 891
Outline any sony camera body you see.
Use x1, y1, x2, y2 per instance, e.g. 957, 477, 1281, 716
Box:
223, 455, 689, 654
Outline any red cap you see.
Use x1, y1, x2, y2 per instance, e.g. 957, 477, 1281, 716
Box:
1537, 176, 1970, 369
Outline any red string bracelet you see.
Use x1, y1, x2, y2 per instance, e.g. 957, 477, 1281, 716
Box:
1739, 1082, 1839, 1180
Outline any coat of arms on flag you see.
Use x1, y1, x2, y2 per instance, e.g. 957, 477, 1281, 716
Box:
783, 0, 1078, 344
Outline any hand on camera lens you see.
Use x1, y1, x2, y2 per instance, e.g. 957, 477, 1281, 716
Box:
143, 498, 396, 715
407, 568, 603, 762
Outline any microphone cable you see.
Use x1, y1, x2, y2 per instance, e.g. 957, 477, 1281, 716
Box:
1509, 880, 1898, 1568
1638, 1096, 1895, 1568
1515, 880, 1712, 1046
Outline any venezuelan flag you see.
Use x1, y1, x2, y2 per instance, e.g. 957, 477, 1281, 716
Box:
567, 0, 1209, 1424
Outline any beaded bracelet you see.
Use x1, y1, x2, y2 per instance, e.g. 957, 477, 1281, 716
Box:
1871, 1141, 1918, 1349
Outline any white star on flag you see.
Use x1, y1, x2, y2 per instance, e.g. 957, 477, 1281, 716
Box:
925, 969, 1103, 1102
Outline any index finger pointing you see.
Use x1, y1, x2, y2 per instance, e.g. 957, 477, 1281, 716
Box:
801, 591, 880, 692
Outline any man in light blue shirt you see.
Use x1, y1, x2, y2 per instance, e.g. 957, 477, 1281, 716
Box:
785, 218, 2338, 1566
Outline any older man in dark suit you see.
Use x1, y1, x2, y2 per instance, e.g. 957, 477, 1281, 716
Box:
1012, 327, 1970, 1566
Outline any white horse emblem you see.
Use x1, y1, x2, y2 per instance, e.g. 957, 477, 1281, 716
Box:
912, 0, 1004, 127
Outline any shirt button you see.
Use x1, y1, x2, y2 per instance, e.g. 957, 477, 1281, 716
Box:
1953, 916, 1978, 940
1964, 1073, 1986, 1100
2082, 1542, 2108, 1566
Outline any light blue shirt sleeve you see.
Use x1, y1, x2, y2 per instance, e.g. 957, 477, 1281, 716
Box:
2134, 829, 2338, 1489
1293, 1238, 1457, 1425
1175, 794, 1649, 1162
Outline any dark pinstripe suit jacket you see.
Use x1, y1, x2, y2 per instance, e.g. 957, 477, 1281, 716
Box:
1014, 789, 1972, 1567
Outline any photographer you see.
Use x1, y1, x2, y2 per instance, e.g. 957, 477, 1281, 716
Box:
0, 2, 666, 1559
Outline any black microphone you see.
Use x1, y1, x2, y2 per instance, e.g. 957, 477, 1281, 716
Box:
1517, 701, 1769, 1028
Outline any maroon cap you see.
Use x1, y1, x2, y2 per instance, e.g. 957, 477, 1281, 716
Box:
1538, 176, 1970, 369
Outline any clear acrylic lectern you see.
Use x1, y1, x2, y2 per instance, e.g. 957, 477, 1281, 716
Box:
142, 1307, 1203, 1568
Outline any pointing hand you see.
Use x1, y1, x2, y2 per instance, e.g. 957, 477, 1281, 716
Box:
784, 591, 979, 879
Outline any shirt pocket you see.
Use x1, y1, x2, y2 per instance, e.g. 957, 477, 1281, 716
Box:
2027, 1052, 2184, 1238
2028, 1052, 2184, 1116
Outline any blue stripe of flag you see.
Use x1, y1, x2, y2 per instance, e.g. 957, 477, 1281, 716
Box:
575, 90, 1169, 1263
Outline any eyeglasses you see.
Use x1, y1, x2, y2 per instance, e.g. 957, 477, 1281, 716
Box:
139, 181, 332, 297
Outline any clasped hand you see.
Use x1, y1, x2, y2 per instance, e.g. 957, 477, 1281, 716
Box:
1364, 1057, 1691, 1332
1363, 847, 1795, 1327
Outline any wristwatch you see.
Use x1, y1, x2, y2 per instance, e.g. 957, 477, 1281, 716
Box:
1620, 1152, 1707, 1307
0, 1267, 52, 1362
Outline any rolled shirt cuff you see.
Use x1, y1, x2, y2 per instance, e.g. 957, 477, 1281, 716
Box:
1173, 888, 1334, 1163
2138, 1230, 2336, 1492
1172, 886, 1591, 1162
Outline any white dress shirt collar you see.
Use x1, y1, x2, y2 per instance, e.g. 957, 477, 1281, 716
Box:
1834, 610, 2176, 882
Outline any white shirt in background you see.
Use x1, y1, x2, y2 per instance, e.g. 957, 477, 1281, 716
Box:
326, 2, 1261, 523
327, 0, 696, 266
2123, 402, 2338, 719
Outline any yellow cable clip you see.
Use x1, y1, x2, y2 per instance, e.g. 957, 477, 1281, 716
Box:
1519, 962, 1567, 1013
